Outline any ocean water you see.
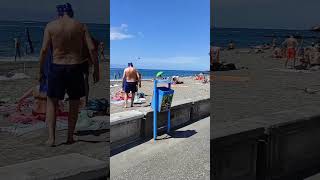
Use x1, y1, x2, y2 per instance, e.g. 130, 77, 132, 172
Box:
211, 28, 320, 48
110, 68, 207, 80
0, 20, 109, 60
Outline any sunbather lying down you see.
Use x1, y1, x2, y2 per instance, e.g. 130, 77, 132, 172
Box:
17, 85, 47, 116
16, 85, 86, 118
172, 76, 184, 84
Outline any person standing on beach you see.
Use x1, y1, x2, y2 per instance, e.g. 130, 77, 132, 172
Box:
122, 62, 140, 108
228, 40, 235, 50
25, 27, 34, 54
39, 3, 99, 146
14, 37, 21, 61
282, 35, 298, 68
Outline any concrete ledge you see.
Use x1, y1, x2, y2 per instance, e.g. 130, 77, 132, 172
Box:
110, 110, 144, 126
0, 153, 107, 180
191, 98, 211, 121
211, 121, 265, 180
240, 106, 320, 179
110, 110, 144, 148
110, 98, 211, 149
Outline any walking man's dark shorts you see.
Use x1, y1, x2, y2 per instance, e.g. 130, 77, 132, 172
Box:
124, 81, 137, 93
47, 63, 85, 100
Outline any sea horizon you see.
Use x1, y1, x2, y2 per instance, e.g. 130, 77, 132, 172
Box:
0, 20, 108, 58
211, 27, 320, 48
110, 67, 208, 80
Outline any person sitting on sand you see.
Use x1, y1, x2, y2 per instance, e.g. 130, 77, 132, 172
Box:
272, 47, 282, 58
172, 76, 184, 84
282, 35, 299, 68
310, 46, 320, 67
122, 62, 140, 108
253, 45, 264, 53
228, 40, 235, 50
210, 46, 221, 71
17, 84, 47, 117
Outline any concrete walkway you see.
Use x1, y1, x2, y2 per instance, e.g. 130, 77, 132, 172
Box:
110, 117, 210, 180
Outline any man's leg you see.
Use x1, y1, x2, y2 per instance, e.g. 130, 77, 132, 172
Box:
15, 49, 17, 61
46, 96, 58, 146
67, 99, 80, 144
131, 92, 135, 107
84, 74, 89, 104
124, 93, 129, 108
18, 48, 21, 58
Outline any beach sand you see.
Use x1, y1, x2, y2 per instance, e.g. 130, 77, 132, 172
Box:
110, 77, 210, 114
0, 59, 109, 166
0, 61, 109, 103
212, 48, 320, 122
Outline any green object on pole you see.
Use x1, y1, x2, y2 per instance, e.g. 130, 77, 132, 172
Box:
156, 71, 163, 78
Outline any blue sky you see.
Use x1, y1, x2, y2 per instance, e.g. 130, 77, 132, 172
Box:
111, 0, 209, 71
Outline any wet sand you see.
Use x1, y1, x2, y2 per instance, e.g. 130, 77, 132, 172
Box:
212, 48, 320, 122
110, 77, 210, 114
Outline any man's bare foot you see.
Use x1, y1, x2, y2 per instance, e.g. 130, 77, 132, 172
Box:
45, 139, 55, 147
66, 139, 76, 145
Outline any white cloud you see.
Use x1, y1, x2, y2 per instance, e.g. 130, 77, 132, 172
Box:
110, 24, 134, 40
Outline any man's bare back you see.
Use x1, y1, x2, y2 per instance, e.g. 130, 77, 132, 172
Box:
41, 16, 94, 65
124, 67, 139, 82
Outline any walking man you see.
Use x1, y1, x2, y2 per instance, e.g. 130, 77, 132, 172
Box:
122, 62, 140, 108
39, 3, 99, 146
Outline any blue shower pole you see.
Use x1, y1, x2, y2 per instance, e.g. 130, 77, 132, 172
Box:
167, 82, 171, 133
153, 80, 158, 142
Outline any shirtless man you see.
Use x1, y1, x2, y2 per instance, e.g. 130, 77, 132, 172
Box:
39, 3, 99, 146
122, 63, 140, 108
282, 35, 298, 68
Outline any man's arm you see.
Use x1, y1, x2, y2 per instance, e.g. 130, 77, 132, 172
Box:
39, 24, 51, 78
137, 71, 141, 88
122, 69, 126, 90
84, 24, 99, 82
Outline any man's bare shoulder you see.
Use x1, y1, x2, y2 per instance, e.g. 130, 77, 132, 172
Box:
46, 19, 59, 27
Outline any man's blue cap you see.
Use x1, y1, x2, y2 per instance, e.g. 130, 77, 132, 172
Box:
56, 5, 64, 17
63, 3, 74, 17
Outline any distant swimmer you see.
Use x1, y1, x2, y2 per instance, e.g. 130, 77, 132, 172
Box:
14, 37, 21, 61
282, 35, 298, 68
122, 62, 140, 108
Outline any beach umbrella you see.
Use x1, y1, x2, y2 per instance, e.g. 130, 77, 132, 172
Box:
156, 71, 163, 77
